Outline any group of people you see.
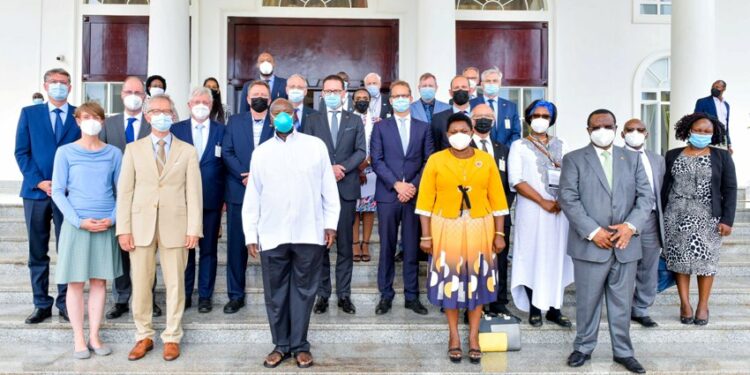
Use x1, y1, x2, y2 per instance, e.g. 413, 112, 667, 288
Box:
14, 50, 737, 372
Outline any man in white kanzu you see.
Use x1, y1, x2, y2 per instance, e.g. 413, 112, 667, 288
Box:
242, 98, 340, 369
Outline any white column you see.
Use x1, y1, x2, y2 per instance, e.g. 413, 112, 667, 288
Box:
148, 0, 190, 120
415, 0, 456, 102
670, 0, 715, 148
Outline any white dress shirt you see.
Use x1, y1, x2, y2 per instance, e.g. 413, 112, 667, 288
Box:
625, 145, 656, 210
124, 112, 144, 138
47, 102, 69, 131
191, 117, 210, 157
713, 96, 728, 125
252, 117, 264, 147
242, 131, 341, 251
452, 105, 470, 116
472, 134, 494, 158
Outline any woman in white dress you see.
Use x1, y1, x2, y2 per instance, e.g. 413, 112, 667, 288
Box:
508, 100, 574, 327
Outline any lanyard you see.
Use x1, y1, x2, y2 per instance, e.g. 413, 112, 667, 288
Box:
527, 136, 561, 169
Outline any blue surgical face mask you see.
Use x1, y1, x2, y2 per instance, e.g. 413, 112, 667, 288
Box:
48, 83, 69, 101
287, 88, 305, 104
391, 97, 410, 113
32, 98, 44, 105
483, 83, 500, 97
273, 112, 294, 134
419, 87, 436, 102
324, 93, 342, 109
150, 113, 173, 132
688, 133, 712, 149
366, 85, 380, 98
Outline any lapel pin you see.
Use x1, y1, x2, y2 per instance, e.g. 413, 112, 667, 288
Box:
475, 160, 483, 168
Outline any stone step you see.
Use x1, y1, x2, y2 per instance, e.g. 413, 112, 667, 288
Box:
1, 342, 746, 374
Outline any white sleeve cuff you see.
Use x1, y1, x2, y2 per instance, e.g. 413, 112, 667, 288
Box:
492, 209, 510, 217
625, 222, 637, 234
415, 209, 432, 217
587, 227, 601, 241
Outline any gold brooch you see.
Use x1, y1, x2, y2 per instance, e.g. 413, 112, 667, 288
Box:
475, 160, 483, 168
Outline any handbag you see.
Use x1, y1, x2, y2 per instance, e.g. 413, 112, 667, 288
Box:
657, 256, 676, 293
478, 312, 522, 352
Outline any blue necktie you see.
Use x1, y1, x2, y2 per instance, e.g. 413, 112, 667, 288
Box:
126, 117, 136, 144
53, 108, 63, 143
294, 108, 301, 130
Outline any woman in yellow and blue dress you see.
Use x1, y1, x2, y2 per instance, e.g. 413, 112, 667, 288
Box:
416, 113, 508, 364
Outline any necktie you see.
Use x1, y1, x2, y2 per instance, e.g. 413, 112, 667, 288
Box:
601, 150, 612, 188
398, 118, 408, 154
157, 140, 166, 175
125, 117, 136, 144
194, 124, 205, 158
293, 108, 300, 130
488, 99, 496, 127
480, 139, 489, 152
53, 108, 63, 143
330, 111, 339, 147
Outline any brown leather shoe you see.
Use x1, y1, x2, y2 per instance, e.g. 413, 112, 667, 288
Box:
128, 339, 154, 361
163, 343, 180, 361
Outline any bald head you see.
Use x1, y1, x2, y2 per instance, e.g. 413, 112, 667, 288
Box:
621, 118, 648, 149
471, 104, 494, 120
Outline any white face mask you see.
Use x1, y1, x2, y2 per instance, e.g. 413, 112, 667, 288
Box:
624, 131, 646, 148
468, 79, 477, 90
259, 61, 274, 75
448, 133, 472, 151
191, 104, 210, 120
123, 94, 143, 111
80, 119, 102, 136
530, 118, 550, 134
149, 87, 165, 96
590, 128, 616, 148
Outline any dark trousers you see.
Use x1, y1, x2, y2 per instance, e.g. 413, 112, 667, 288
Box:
376, 201, 420, 301
317, 198, 355, 299
261, 243, 325, 353
488, 224, 511, 309
23, 198, 66, 310
185, 208, 222, 300
227, 202, 248, 301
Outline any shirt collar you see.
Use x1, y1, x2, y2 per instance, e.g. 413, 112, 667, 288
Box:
624, 145, 645, 153
48, 102, 69, 114
592, 143, 613, 154
273, 130, 296, 143
452, 106, 468, 114
150, 132, 172, 146
473, 133, 491, 143
126, 112, 143, 121
191, 117, 210, 128
394, 113, 410, 122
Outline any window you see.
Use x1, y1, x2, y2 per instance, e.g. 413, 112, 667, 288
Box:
83, 82, 125, 116
633, 0, 671, 23
262, 0, 368, 7
497, 87, 547, 136
456, 0, 546, 11
639, 57, 670, 154
84, 0, 150, 4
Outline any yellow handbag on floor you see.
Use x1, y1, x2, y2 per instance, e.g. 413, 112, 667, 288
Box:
478, 312, 522, 352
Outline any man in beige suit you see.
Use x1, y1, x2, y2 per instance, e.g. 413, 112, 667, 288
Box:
116, 94, 202, 362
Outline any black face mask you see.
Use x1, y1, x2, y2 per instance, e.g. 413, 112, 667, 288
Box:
474, 118, 494, 134
711, 88, 722, 98
250, 97, 269, 113
210, 89, 221, 101
354, 100, 370, 114
452, 90, 470, 106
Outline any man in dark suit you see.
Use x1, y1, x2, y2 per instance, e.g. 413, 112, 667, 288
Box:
14, 68, 80, 324
172, 87, 226, 314
694, 80, 731, 154
286, 73, 318, 132
469, 68, 521, 147
303, 74, 366, 315
469, 103, 516, 318
100, 76, 161, 320
222, 80, 274, 314
370, 80, 433, 316
364, 72, 392, 121
621, 119, 665, 328
238, 52, 287, 113
431, 75, 473, 151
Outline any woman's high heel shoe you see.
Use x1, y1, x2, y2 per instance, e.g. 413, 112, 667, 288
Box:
694, 310, 709, 326
680, 315, 694, 325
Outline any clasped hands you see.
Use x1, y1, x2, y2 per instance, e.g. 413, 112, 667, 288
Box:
394, 181, 416, 203
592, 223, 634, 250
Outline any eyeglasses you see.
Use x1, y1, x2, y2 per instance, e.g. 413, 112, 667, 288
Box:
322, 90, 343, 95
147, 109, 173, 116
122, 90, 145, 96
391, 95, 410, 100
46, 80, 69, 85
530, 114, 551, 120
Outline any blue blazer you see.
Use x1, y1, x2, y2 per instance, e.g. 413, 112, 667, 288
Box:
221, 112, 273, 204
409, 99, 450, 124
15, 103, 81, 200
469, 96, 521, 147
238, 76, 288, 114
694, 96, 731, 145
172, 119, 227, 210
370, 117, 434, 203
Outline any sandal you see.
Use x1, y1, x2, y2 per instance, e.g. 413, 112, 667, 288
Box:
353, 242, 362, 262
263, 350, 290, 368
468, 348, 482, 364
361, 241, 371, 262
294, 351, 314, 368
447, 347, 462, 363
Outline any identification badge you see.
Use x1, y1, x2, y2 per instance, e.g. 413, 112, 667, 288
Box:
498, 157, 506, 172
215, 145, 222, 158
504, 118, 511, 129
547, 168, 561, 189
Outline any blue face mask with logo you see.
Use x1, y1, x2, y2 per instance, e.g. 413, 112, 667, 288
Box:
391, 97, 410, 113
483, 83, 500, 97
48, 83, 69, 101
366, 85, 380, 98
274, 112, 294, 134
688, 133, 712, 149
324, 93, 342, 109
419, 87, 436, 102
150, 113, 173, 132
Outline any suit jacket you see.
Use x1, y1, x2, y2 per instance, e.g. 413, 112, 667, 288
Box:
222, 112, 274, 205
430, 107, 472, 152
662, 147, 737, 227
238, 75, 288, 114
171, 119, 227, 210
370, 116, 434, 203
116, 136, 203, 248
409, 99, 450, 124
100, 113, 152, 153
302, 110, 366, 201
374, 93, 393, 120
639, 148, 666, 246
295, 105, 318, 133
469, 96, 521, 147
694, 96, 731, 145
14, 103, 81, 200
470, 138, 514, 229
559, 144, 654, 264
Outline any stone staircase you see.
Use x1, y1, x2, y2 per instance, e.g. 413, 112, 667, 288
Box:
0, 188, 747, 374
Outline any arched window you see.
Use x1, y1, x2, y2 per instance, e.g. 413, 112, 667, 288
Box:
637, 55, 670, 154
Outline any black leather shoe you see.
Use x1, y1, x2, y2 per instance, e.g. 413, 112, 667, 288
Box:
405, 299, 428, 315
546, 311, 572, 328
198, 298, 212, 313
59, 309, 70, 322
313, 297, 329, 314
184, 298, 192, 311
106, 303, 129, 319
223, 299, 245, 314
394, 251, 404, 263
614, 356, 646, 374
632, 315, 658, 328
375, 298, 392, 315
567, 351, 591, 367
337, 297, 356, 314
152, 303, 162, 317
529, 313, 543, 327
25, 307, 52, 324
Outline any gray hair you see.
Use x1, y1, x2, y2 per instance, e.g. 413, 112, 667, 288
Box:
143, 93, 175, 114
481, 67, 503, 82
189, 86, 213, 102
364, 72, 382, 82
44, 68, 71, 83
286, 73, 308, 88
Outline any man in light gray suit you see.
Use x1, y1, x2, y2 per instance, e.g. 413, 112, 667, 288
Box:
559, 109, 653, 374
621, 119, 665, 328
99, 76, 159, 320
